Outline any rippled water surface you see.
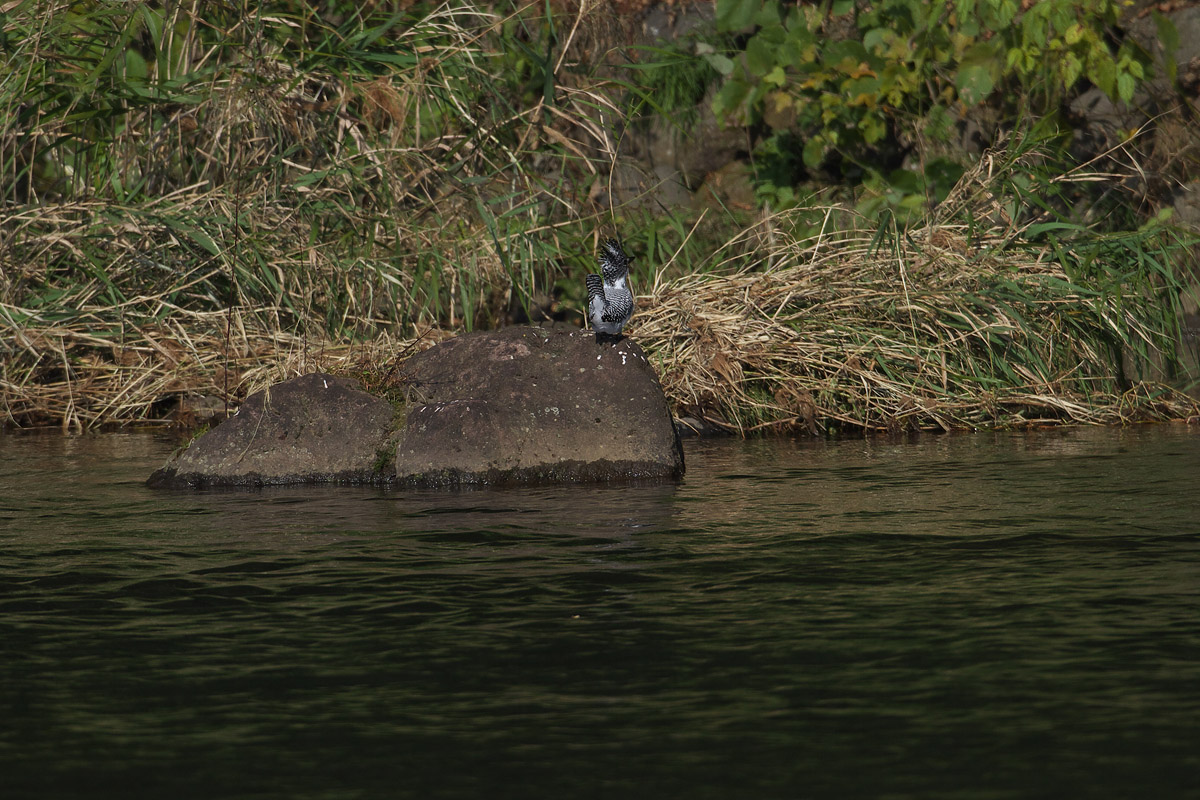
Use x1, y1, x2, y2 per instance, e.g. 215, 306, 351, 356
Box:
2, 426, 1198, 799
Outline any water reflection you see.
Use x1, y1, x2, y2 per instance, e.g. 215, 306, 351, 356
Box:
679, 426, 1200, 540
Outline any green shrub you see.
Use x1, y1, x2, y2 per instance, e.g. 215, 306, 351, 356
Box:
709, 0, 1167, 220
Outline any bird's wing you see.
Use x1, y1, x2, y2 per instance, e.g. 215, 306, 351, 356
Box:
600, 292, 632, 324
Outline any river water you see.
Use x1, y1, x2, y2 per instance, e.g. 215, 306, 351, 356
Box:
1, 426, 1197, 799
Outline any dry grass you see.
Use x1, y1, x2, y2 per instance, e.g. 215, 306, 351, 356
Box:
7, 193, 1195, 435
0, 297, 443, 432
633, 159, 1200, 433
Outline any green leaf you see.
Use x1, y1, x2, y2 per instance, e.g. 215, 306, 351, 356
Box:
746, 35, 778, 77
824, 39, 869, 66
140, 5, 163, 46
1005, 46, 1023, 72
860, 114, 886, 143
802, 135, 826, 168
753, 1, 784, 26
956, 40, 1001, 104
754, 20, 788, 45
84, 13, 141, 86
1021, 9, 1048, 45
926, 158, 965, 202
1155, 10, 1180, 56
994, 0, 1018, 27
109, 172, 126, 204
779, 35, 815, 70
713, 76, 751, 121
863, 27, 889, 53
887, 167, 922, 194
1116, 72, 1136, 103
716, 0, 760, 32
1088, 52, 1117, 97
704, 53, 735, 76
1062, 53, 1082, 88
1024, 221, 1084, 238
162, 218, 220, 256
955, 64, 993, 105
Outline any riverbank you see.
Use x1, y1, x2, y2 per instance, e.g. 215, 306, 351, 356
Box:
5, 163, 1198, 434
3, 1, 1198, 434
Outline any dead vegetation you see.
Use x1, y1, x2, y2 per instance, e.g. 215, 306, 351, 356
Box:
637, 216, 1199, 434
5, 161, 1197, 435
634, 150, 1200, 433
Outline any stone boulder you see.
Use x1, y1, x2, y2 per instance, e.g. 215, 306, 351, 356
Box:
393, 327, 684, 485
147, 372, 396, 488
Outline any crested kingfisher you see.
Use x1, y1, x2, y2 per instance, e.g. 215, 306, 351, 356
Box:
586, 238, 633, 340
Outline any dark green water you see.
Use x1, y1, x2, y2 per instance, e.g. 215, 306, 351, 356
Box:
1, 427, 1198, 799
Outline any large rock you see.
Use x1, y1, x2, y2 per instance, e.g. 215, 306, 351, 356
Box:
394, 327, 684, 485
147, 372, 396, 488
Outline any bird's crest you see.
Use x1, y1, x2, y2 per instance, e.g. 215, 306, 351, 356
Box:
598, 238, 631, 284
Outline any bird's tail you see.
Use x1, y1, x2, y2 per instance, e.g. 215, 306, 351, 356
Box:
585, 273, 605, 304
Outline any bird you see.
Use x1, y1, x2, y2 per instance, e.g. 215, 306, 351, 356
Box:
586, 238, 633, 341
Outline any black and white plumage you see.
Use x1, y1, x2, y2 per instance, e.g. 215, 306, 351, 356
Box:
586, 238, 633, 339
